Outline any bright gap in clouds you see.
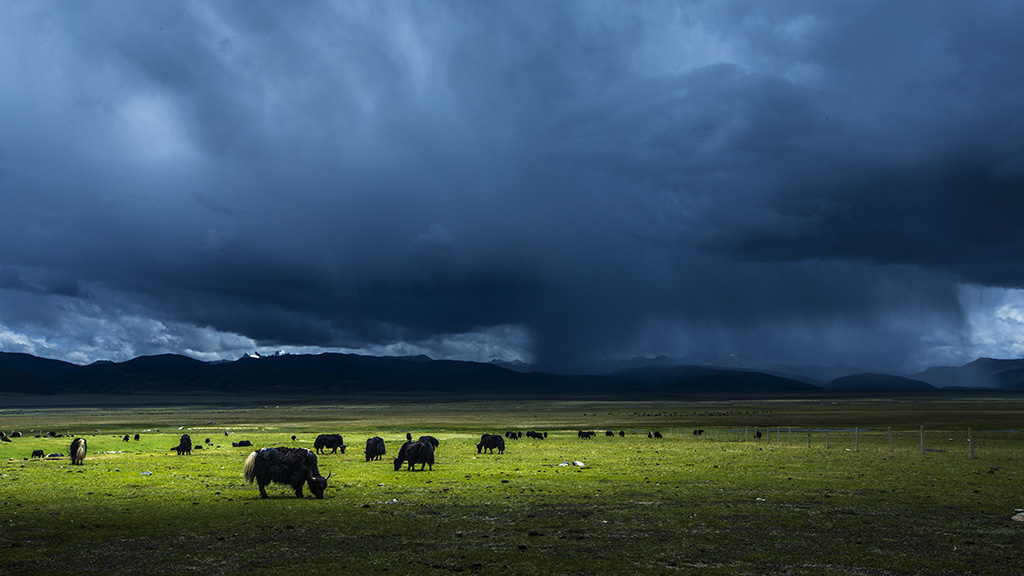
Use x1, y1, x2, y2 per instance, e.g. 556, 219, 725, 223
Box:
958, 285, 1024, 362
242, 325, 534, 365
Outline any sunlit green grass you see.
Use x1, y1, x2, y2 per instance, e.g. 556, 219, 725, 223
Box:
2, 398, 1023, 575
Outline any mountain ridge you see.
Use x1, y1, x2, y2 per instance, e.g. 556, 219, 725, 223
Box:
0, 351, 1019, 397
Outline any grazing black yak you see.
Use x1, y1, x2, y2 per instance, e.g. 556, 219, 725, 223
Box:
477, 434, 505, 454
31, 449, 44, 458
394, 440, 435, 471
171, 434, 192, 455
243, 447, 330, 499
365, 436, 386, 461
653, 431, 663, 439
314, 434, 346, 454
70, 438, 87, 465
134, 433, 140, 441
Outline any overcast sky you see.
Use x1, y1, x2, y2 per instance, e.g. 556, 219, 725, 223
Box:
2, 1, 1023, 372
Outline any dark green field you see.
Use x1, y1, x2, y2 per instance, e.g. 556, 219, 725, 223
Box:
2, 396, 1023, 575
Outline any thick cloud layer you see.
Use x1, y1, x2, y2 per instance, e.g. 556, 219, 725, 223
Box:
2, 2, 1023, 371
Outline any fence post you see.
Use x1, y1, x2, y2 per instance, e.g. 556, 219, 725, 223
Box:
789, 427, 792, 446
888, 427, 893, 453
969, 427, 974, 460
855, 428, 859, 452
920, 425, 924, 454
807, 428, 811, 448
826, 429, 830, 449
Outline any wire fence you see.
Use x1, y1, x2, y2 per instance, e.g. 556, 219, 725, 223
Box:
658, 426, 1024, 459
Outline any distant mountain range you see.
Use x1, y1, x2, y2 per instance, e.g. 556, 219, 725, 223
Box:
2, 351, 1023, 398
557, 352, 869, 383
549, 353, 1024, 390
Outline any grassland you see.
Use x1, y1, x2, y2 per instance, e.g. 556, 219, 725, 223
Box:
2, 396, 1023, 575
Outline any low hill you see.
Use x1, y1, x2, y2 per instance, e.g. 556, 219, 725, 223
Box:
825, 373, 935, 391
0, 352, 79, 381
913, 358, 1024, 389
578, 353, 864, 384
610, 365, 820, 394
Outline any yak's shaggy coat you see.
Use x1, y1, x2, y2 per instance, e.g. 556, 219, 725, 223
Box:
243, 447, 329, 499
365, 436, 386, 461
314, 434, 345, 454
477, 434, 505, 454
171, 434, 192, 455
394, 440, 435, 471
70, 438, 87, 465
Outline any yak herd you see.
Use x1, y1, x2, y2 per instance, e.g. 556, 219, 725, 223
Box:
10, 427, 670, 500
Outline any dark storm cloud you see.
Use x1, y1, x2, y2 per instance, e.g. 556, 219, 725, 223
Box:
1, 1, 1023, 370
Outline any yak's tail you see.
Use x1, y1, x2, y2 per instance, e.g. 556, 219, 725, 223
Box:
243, 451, 258, 483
